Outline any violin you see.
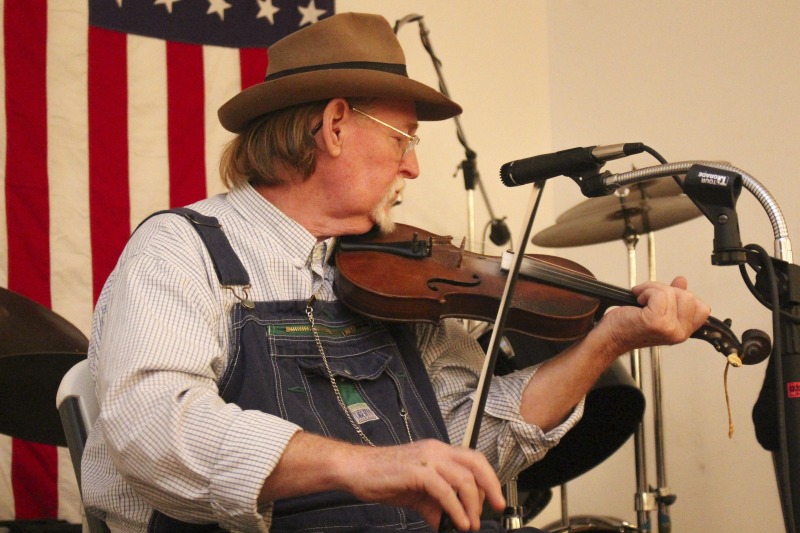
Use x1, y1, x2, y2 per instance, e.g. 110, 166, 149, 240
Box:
334, 223, 771, 366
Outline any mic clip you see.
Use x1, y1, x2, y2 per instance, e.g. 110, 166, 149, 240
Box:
572, 169, 614, 198
683, 164, 747, 266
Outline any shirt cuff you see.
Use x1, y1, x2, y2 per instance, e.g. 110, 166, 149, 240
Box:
484, 365, 585, 478
210, 410, 301, 531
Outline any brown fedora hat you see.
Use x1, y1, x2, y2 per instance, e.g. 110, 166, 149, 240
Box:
217, 12, 462, 133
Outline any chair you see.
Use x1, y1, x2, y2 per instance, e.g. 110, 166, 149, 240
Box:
56, 359, 110, 533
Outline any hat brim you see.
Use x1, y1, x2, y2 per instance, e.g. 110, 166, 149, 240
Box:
218, 69, 462, 133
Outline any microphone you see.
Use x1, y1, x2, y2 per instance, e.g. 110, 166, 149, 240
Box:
499, 143, 645, 187
489, 218, 511, 246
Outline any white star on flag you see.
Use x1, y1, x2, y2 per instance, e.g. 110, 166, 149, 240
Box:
207, 0, 232, 21
298, 0, 327, 26
154, 0, 181, 15
256, 0, 280, 25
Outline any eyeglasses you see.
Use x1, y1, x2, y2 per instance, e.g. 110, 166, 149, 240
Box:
350, 107, 420, 160
309, 107, 420, 160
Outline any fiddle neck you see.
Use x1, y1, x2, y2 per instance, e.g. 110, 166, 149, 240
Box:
501, 251, 638, 309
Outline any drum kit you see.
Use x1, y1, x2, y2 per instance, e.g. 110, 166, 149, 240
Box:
486, 175, 704, 532
0, 287, 88, 447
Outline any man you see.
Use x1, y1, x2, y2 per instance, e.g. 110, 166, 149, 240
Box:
82, 12, 710, 533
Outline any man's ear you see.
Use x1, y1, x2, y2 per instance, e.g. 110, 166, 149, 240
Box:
319, 98, 351, 157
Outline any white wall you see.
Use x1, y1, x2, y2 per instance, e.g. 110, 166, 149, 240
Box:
545, 2, 796, 532
343, 1, 795, 531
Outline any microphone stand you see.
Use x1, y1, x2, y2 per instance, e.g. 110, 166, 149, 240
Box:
396, 14, 511, 254
395, 16, 519, 529
586, 161, 795, 533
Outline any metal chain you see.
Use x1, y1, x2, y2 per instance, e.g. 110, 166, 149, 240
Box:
305, 297, 413, 446
306, 298, 376, 447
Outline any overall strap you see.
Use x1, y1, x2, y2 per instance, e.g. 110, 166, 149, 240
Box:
137, 207, 250, 286
143, 207, 249, 533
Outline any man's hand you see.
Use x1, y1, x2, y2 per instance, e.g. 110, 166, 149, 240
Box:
339, 439, 505, 531
600, 276, 711, 357
261, 433, 505, 532
520, 276, 710, 431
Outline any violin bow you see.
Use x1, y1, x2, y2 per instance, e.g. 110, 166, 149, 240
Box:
461, 184, 546, 449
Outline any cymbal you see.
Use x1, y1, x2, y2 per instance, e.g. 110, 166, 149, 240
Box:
0, 289, 88, 445
555, 176, 685, 223
0, 352, 86, 446
533, 194, 702, 248
0, 287, 88, 356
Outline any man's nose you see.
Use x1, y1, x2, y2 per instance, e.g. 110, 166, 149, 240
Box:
400, 150, 420, 179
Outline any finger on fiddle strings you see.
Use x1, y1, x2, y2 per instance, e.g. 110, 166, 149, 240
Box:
625, 283, 710, 345
638, 278, 709, 330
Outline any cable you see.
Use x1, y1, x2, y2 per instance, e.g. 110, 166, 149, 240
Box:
745, 243, 794, 531
642, 144, 685, 190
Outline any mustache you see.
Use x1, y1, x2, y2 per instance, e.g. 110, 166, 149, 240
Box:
382, 177, 405, 207
371, 177, 406, 233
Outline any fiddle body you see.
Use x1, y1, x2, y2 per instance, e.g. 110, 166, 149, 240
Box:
334, 223, 770, 365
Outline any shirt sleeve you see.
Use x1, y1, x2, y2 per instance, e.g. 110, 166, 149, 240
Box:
416, 319, 585, 483
84, 215, 300, 531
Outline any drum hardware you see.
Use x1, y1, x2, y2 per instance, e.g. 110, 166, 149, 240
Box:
552, 178, 684, 225
531, 188, 701, 249
531, 181, 703, 532
543, 514, 640, 532
502, 475, 526, 531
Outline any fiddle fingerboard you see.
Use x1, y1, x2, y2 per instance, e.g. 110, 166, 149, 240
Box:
500, 251, 640, 308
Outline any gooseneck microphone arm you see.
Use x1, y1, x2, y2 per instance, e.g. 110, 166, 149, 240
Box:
586, 161, 791, 262
395, 14, 511, 249
589, 160, 798, 533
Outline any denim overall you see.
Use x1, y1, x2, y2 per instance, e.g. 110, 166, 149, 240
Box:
145, 209, 456, 532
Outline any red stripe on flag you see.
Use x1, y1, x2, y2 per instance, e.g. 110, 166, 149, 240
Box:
239, 47, 268, 90
11, 441, 59, 518
4, 0, 58, 518
88, 26, 131, 301
4, 0, 51, 300
167, 42, 206, 207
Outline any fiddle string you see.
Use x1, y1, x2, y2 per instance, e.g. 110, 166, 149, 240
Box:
440, 234, 638, 304
448, 236, 505, 253
518, 256, 638, 306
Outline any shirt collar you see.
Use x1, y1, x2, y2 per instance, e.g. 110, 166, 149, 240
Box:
226, 183, 336, 265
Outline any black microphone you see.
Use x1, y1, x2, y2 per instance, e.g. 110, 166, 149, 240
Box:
489, 218, 511, 246
499, 143, 645, 187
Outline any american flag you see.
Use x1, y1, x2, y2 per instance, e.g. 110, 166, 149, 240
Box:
1, 0, 334, 523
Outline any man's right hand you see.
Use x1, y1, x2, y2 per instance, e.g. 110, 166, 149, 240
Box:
260, 432, 506, 532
